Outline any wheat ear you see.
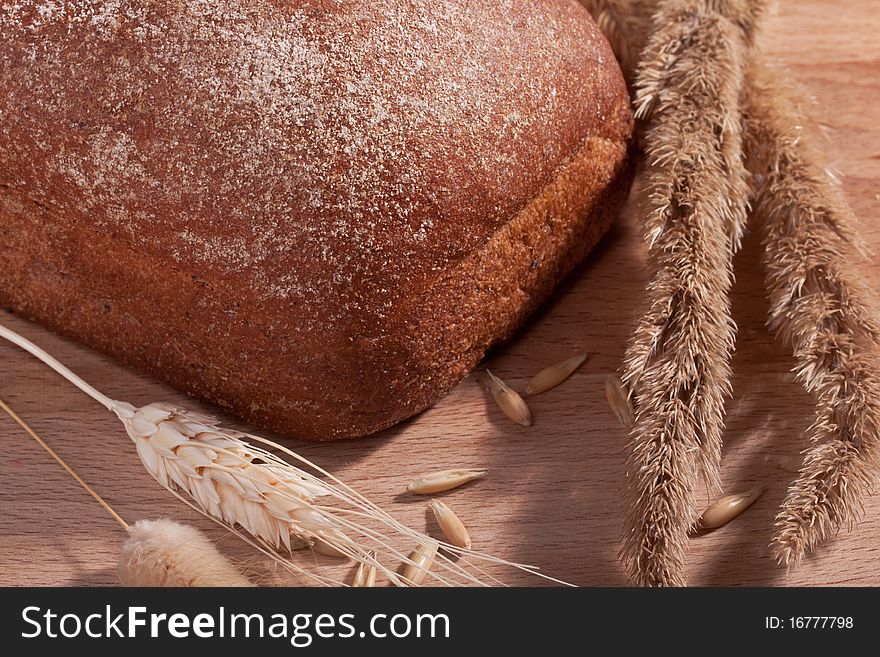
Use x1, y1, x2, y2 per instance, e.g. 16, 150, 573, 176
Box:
0, 397, 252, 586
0, 322, 569, 586
743, 63, 880, 566
619, 0, 766, 587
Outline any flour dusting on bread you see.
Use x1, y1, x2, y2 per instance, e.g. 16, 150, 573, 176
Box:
1, 0, 620, 308
0, 1, 632, 439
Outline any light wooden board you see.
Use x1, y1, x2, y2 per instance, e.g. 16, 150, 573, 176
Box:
2, 0, 879, 586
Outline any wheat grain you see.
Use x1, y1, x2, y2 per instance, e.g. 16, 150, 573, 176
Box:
604, 375, 634, 428
125, 401, 333, 554
406, 469, 488, 495
525, 353, 588, 395
312, 537, 351, 559
698, 487, 764, 529
401, 541, 439, 586
486, 370, 531, 426
428, 499, 472, 549
352, 551, 377, 587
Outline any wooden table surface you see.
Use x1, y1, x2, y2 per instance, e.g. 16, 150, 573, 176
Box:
2, 0, 879, 587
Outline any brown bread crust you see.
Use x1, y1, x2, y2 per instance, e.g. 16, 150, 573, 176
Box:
0, 1, 633, 439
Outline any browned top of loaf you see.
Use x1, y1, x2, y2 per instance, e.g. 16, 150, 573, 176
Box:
0, 0, 627, 321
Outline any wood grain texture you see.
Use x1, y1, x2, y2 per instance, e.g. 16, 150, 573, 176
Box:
1, 0, 878, 586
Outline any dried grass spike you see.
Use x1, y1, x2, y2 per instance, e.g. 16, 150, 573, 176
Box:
526, 353, 588, 395
119, 519, 252, 587
407, 469, 488, 495
428, 499, 472, 549
620, 0, 768, 587
486, 370, 531, 426
402, 541, 439, 586
699, 487, 764, 530
744, 63, 880, 566
579, 0, 658, 79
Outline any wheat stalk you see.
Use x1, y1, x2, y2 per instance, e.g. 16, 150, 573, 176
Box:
0, 396, 252, 586
743, 63, 880, 566
618, 0, 766, 587
0, 322, 570, 587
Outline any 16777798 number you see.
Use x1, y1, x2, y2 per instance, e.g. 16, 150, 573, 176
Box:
765, 617, 854, 630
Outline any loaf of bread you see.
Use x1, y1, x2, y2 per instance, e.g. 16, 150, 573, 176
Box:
0, 1, 633, 440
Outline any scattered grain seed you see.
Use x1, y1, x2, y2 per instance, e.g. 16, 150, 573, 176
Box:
352, 551, 377, 587
605, 375, 634, 428
699, 487, 765, 529
406, 469, 488, 495
427, 499, 472, 549
402, 541, 439, 586
487, 370, 531, 426
312, 536, 350, 559
525, 352, 588, 395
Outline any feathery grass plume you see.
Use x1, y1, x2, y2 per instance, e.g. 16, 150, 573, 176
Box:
0, 322, 570, 586
619, 0, 766, 587
742, 63, 880, 567
578, 0, 657, 79
581, 0, 772, 83
0, 397, 252, 586
118, 519, 253, 587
